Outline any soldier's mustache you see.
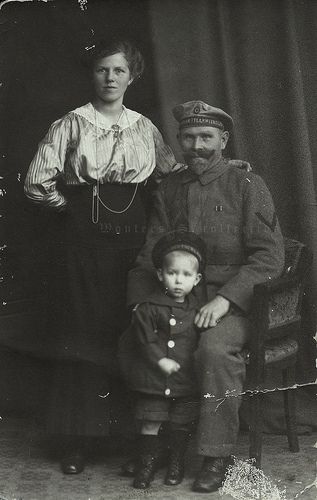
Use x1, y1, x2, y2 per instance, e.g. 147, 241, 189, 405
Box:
186, 151, 212, 159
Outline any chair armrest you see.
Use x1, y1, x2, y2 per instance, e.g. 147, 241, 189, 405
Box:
253, 274, 300, 296
254, 240, 312, 297
253, 274, 303, 329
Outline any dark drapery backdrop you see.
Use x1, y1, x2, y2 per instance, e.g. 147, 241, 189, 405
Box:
0, 0, 316, 424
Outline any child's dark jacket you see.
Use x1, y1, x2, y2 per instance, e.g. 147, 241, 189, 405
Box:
118, 291, 199, 398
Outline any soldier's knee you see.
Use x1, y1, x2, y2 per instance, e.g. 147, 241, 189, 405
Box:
196, 333, 228, 364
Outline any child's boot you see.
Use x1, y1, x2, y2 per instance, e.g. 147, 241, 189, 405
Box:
121, 424, 168, 477
133, 435, 162, 489
165, 430, 191, 486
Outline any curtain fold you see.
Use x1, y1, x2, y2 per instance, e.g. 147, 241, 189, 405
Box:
283, 2, 317, 269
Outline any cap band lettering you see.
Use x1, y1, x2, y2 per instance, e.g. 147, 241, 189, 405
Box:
179, 117, 224, 130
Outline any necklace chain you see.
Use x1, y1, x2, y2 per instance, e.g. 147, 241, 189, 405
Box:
92, 106, 139, 223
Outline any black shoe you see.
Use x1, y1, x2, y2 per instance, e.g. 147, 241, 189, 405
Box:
132, 435, 162, 489
164, 430, 191, 486
192, 456, 232, 493
61, 451, 85, 474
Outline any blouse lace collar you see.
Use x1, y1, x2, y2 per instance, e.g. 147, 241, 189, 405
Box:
72, 102, 141, 131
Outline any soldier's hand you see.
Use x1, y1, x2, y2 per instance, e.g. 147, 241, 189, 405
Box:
158, 357, 181, 375
195, 295, 230, 329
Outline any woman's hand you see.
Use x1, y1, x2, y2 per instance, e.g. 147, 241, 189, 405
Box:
171, 162, 188, 173
228, 159, 252, 172
158, 357, 180, 375
195, 295, 230, 329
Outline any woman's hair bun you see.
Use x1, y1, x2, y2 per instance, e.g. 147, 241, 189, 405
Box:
83, 38, 144, 80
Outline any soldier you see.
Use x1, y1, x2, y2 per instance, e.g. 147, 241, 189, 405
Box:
127, 100, 285, 492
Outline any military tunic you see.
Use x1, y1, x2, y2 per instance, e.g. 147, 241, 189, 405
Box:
127, 158, 284, 310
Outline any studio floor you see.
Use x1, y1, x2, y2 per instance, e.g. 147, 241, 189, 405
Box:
0, 417, 315, 500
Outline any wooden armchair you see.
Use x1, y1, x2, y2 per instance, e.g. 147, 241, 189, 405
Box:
246, 238, 312, 467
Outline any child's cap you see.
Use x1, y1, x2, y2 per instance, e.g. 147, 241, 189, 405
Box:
152, 230, 206, 271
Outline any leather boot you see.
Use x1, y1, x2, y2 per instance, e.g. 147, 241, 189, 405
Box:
132, 435, 162, 489
121, 450, 169, 477
121, 426, 168, 477
192, 456, 232, 493
164, 430, 191, 486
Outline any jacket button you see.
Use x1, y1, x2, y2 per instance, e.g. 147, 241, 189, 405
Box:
169, 318, 176, 326
168, 340, 175, 348
165, 388, 171, 396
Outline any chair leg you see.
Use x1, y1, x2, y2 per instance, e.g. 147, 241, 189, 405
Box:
249, 392, 264, 468
282, 367, 300, 453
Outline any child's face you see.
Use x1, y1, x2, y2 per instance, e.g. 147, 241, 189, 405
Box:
157, 250, 202, 302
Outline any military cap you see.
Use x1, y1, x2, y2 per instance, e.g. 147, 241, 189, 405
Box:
152, 230, 206, 271
172, 100, 233, 131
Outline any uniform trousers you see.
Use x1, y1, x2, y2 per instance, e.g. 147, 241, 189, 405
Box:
194, 310, 251, 457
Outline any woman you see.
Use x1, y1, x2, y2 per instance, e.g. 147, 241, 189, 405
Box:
24, 39, 180, 474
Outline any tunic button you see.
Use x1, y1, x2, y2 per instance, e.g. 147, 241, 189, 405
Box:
168, 340, 175, 348
169, 318, 176, 326
165, 388, 171, 396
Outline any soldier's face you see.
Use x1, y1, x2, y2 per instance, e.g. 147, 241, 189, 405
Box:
178, 126, 229, 174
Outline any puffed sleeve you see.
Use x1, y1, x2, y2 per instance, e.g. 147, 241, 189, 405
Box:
151, 123, 184, 180
133, 303, 166, 364
218, 173, 285, 311
24, 115, 72, 210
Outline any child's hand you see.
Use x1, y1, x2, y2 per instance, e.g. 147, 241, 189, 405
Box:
158, 358, 180, 376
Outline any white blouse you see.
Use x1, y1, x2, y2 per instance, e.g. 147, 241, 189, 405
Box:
24, 103, 177, 209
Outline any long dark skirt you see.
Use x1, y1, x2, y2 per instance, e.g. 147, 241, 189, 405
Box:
42, 184, 146, 437
45, 360, 134, 437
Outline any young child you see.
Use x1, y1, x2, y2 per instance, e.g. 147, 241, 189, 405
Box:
119, 230, 206, 490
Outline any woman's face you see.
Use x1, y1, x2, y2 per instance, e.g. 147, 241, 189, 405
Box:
92, 52, 131, 105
